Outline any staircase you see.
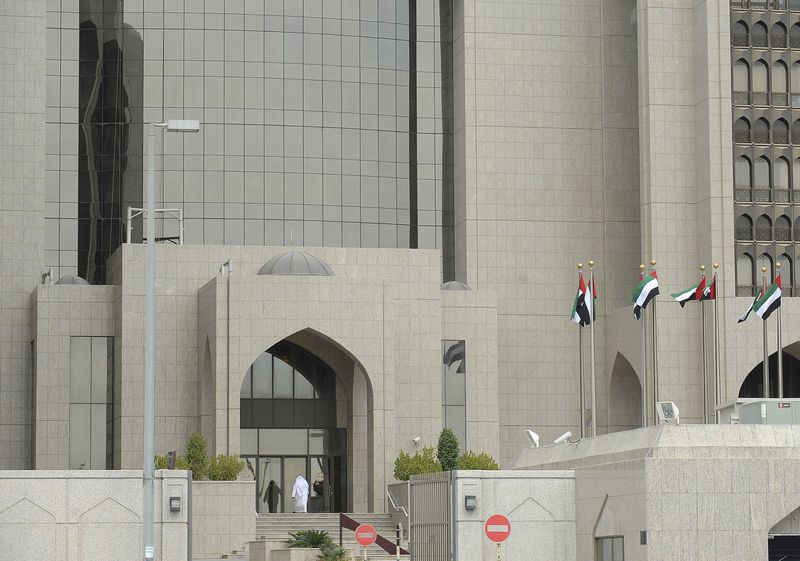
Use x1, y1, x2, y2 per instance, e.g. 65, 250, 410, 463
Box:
254, 513, 409, 560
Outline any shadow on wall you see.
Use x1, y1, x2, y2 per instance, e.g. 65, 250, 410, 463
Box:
607, 353, 642, 434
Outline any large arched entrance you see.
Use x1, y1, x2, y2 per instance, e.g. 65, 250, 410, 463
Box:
607, 353, 642, 433
239, 340, 347, 513
739, 342, 800, 398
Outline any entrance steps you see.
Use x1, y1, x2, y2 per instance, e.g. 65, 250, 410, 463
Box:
254, 513, 409, 560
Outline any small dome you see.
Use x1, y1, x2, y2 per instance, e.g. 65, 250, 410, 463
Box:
55, 275, 90, 285
441, 281, 470, 290
258, 251, 335, 276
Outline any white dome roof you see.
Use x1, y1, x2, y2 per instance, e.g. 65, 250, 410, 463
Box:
258, 251, 335, 276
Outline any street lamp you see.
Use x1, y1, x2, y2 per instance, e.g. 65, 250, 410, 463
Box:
144, 119, 200, 561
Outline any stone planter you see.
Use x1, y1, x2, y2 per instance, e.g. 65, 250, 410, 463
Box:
248, 542, 322, 561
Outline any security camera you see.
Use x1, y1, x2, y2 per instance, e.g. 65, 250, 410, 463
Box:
412, 436, 421, 447
553, 431, 573, 445
525, 430, 540, 448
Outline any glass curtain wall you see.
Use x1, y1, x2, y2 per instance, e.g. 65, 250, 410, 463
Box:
442, 339, 466, 447
46, 0, 455, 283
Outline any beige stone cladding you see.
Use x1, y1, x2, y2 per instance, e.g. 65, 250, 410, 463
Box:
0, 0, 46, 468
453, 0, 644, 463
441, 288, 500, 459
102, 243, 497, 511
0, 470, 188, 561
191, 480, 255, 559
31, 284, 116, 468
515, 425, 800, 561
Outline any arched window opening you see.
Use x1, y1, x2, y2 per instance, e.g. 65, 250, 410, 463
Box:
755, 156, 771, 201
736, 253, 755, 295
733, 21, 749, 47
795, 159, 800, 191
753, 118, 770, 144
733, 59, 750, 105
792, 24, 800, 49
735, 155, 752, 201
734, 117, 751, 143
774, 119, 790, 144
752, 60, 769, 105
793, 62, 800, 107
736, 214, 754, 240
776, 215, 792, 241
778, 254, 793, 290
793, 119, 800, 144
772, 22, 788, 48
772, 61, 789, 106
758, 252, 774, 281
756, 216, 773, 241
752, 22, 769, 47
775, 157, 790, 202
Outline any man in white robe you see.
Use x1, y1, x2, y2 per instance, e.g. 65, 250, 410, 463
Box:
291, 474, 309, 513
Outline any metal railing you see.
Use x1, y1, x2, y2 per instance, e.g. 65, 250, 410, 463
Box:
737, 285, 756, 297
754, 187, 772, 202
775, 226, 793, 240
736, 226, 754, 239
732, 33, 749, 47
773, 130, 790, 143
752, 34, 769, 47
732, 0, 792, 8
735, 188, 752, 202
752, 91, 770, 105
753, 130, 771, 143
791, 36, 800, 48
733, 91, 750, 105
756, 226, 773, 240
792, 131, 800, 143
734, 130, 751, 143
773, 93, 789, 107
774, 189, 791, 203
772, 34, 788, 48
409, 472, 451, 561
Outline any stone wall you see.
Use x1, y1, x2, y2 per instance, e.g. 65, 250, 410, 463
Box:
452, 470, 576, 561
0, 470, 188, 561
191, 480, 256, 559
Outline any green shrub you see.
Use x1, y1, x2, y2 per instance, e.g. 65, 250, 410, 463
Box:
286, 530, 332, 549
318, 541, 351, 561
437, 428, 460, 471
154, 454, 190, 470
185, 432, 210, 481
456, 451, 499, 471
209, 454, 245, 481
393, 447, 442, 481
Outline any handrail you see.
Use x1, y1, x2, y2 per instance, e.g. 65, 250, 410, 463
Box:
387, 488, 409, 519
339, 513, 410, 556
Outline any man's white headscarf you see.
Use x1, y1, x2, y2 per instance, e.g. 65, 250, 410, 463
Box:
291, 475, 310, 512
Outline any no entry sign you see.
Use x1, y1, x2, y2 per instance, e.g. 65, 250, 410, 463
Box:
355, 523, 377, 546
484, 514, 511, 543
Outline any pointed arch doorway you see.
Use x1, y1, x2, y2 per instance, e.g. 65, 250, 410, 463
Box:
239, 340, 347, 513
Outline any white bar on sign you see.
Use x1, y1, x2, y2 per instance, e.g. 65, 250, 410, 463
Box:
359, 532, 375, 538
487, 525, 509, 533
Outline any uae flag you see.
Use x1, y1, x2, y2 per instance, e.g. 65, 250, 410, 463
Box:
571, 274, 591, 326
699, 275, 716, 301
671, 281, 700, 308
632, 272, 659, 320
738, 291, 760, 323
754, 275, 782, 320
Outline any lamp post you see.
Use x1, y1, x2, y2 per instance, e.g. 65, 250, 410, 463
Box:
144, 120, 200, 561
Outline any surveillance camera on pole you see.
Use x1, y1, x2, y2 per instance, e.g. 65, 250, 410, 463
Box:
553, 431, 573, 445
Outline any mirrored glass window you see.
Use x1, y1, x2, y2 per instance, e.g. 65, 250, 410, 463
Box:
442, 340, 466, 448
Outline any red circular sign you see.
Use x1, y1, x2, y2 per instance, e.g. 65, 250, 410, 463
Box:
484, 514, 511, 543
355, 523, 377, 546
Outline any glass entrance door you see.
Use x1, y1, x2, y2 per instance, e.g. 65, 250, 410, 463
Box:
248, 455, 345, 513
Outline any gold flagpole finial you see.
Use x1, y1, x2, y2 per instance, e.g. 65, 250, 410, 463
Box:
700, 265, 706, 272
761, 266, 768, 273
777, 262, 782, 270
650, 259, 657, 267
713, 262, 719, 270
639, 263, 645, 271
577, 263, 583, 270
588, 260, 595, 268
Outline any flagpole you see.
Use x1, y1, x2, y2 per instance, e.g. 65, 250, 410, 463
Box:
639, 264, 648, 427
713, 263, 720, 424
700, 265, 708, 424
776, 261, 784, 398
578, 264, 586, 438
589, 260, 597, 438
762, 266, 769, 398
651, 259, 659, 422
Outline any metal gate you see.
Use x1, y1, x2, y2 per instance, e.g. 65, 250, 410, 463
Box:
409, 471, 452, 561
